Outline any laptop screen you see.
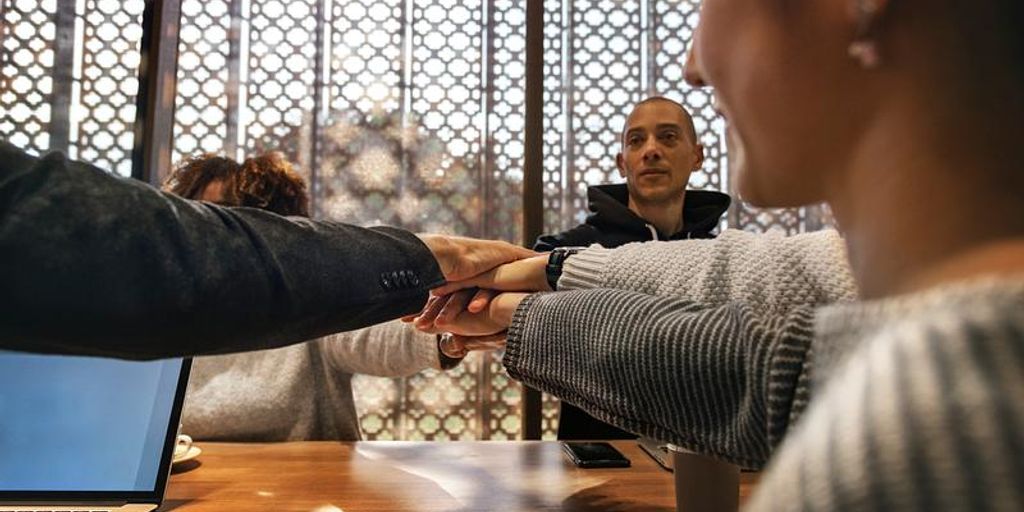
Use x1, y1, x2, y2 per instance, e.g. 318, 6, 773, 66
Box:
0, 352, 189, 497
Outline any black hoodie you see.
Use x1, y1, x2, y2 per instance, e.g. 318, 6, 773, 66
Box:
534, 183, 731, 251
532, 183, 732, 440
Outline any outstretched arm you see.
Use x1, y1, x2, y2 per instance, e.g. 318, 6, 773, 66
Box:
503, 290, 816, 469
320, 319, 457, 377
433, 230, 855, 313
0, 143, 444, 359
559, 229, 856, 310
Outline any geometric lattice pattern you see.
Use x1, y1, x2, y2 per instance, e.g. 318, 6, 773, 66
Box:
171, 0, 534, 440
0, 0, 143, 176
1, 0, 59, 155
168, 0, 833, 442
171, 0, 234, 163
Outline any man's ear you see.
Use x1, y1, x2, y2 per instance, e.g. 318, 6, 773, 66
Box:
692, 144, 705, 171
615, 152, 626, 178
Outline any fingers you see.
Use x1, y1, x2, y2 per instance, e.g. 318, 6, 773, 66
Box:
468, 288, 496, 313
412, 290, 517, 337
436, 289, 476, 327
412, 294, 447, 333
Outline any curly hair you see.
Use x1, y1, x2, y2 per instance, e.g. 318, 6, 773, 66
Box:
164, 152, 310, 217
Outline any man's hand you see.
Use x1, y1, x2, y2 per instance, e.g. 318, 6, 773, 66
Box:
417, 234, 537, 283
409, 288, 498, 333
431, 254, 550, 296
411, 291, 530, 337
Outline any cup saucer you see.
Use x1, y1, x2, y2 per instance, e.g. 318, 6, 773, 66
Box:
173, 445, 202, 465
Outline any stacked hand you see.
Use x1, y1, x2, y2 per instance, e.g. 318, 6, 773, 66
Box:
416, 234, 537, 283
413, 236, 556, 357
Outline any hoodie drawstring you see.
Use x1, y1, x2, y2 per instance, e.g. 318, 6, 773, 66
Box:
646, 224, 659, 241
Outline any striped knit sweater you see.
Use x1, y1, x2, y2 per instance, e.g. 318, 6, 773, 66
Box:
747, 279, 1024, 511
508, 229, 856, 468
503, 230, 1024, 510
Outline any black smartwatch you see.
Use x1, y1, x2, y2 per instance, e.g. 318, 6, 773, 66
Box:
545, 246, 586, 291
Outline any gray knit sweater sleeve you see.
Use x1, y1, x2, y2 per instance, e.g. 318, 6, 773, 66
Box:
559, 229, 857, 310
504, 290, 815, 469
320, 319, 442, 377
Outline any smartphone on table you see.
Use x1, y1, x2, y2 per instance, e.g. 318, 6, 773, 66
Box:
561, 441, 631, 468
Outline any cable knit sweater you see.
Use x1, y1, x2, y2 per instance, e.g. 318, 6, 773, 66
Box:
503, 230, 1024, 510
182, 320, 442, 441
558, 229, 856, 311
506, 229, 856, 467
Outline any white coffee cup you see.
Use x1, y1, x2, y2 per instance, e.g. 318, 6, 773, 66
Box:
174, 434, 193, 458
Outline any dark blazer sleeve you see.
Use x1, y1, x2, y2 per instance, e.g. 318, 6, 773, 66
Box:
0, 142, 445, 360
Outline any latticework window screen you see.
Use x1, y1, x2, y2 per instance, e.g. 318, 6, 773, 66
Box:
1, 0, 144, 177
1, 0, 832, 440
171, 0, 532, 440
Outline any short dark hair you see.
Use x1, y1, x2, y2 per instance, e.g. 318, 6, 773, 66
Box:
622, 96, 698, 145
164, 152, 310, 217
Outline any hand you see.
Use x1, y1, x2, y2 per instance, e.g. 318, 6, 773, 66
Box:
413, 292, 530, 337
431, 254, 550, 296
417, 234, 537, 283
408, 288, 497, 334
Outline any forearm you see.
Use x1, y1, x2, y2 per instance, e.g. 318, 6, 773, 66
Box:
558, 229, 857, 310
321, 319, 442, 377
503, 290, 816, 469
0, 144, 445, 359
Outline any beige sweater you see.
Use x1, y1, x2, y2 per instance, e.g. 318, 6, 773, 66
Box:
181, 320, 442, 441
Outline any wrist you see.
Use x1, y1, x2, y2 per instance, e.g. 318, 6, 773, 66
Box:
417, 234, 453, 270
545, 247, 587, 291
528, 255, 551, 291
491, 293, 529, 326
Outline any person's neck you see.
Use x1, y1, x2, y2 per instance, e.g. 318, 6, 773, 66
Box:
828, 94, 1024, 300
628, 193, 686, 238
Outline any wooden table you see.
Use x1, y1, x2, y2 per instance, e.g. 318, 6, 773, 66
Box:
164, 441, 758, 511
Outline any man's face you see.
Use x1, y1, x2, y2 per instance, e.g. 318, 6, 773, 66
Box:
616, 101, 704, 205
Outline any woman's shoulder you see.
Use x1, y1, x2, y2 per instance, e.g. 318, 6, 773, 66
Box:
821, 277, 1023, 360
752, 278, 1024, 511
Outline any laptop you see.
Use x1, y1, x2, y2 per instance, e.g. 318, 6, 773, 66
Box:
0, 351, 192, 512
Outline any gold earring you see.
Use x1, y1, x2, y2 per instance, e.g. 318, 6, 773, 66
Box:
849, 0, 881, 69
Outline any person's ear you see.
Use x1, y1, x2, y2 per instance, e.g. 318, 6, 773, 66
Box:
692, 144, 705, 171
615, 152, 627, 178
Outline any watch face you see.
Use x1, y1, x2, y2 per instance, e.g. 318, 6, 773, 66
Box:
545, 248, 580, 291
